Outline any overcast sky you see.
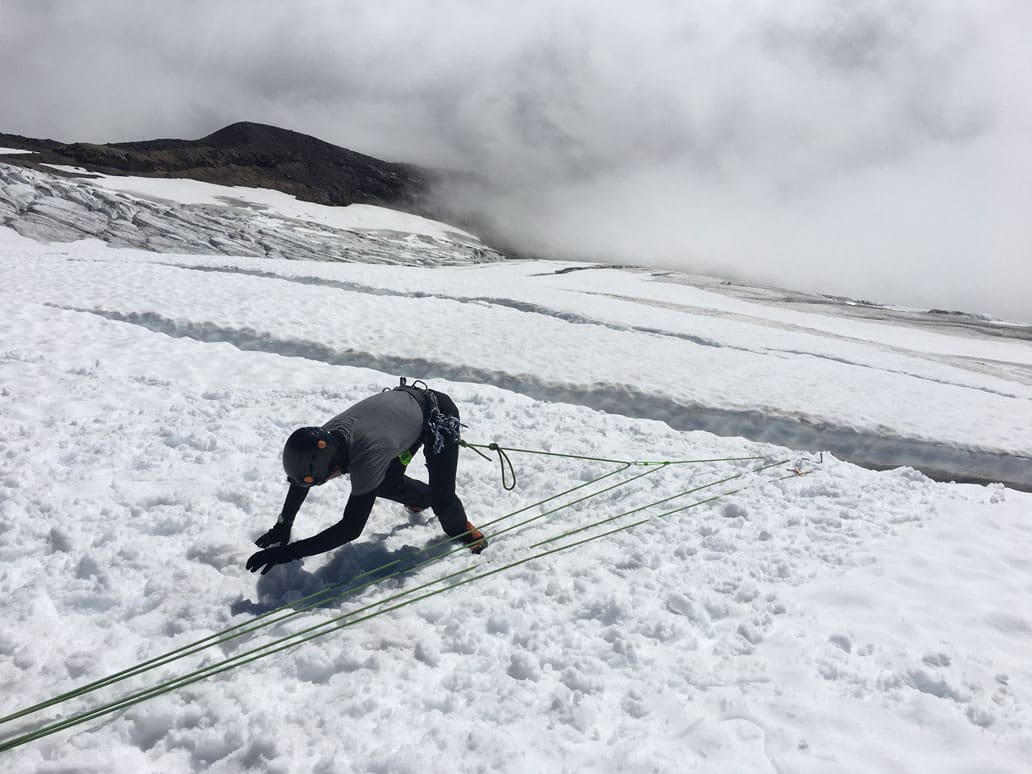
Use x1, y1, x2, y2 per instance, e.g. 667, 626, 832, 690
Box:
2, 0, 1030, 321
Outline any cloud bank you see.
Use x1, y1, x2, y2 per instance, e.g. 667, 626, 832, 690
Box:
2, 1, 1029, 320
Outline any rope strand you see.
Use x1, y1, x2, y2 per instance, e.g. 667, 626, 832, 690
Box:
0, 442, 817, 752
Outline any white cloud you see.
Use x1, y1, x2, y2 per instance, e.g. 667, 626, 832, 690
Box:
1, 0, 1029, 319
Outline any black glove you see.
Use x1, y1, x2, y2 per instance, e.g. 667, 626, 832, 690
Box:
246, 545, 297, 575
255, 520, 292, 548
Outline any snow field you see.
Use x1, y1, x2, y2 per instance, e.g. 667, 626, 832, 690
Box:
1, 183, 1031, 771
4, 243, 1031, 460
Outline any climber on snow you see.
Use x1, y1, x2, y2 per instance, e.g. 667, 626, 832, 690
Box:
246, 380, 486, 575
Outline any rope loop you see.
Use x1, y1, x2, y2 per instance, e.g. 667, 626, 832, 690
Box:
462, 440, 517, 490
494, 445, 516, 491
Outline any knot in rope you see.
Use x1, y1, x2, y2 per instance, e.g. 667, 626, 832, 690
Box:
462, 440, 517, 490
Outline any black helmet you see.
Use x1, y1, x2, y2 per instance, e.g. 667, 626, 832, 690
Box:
282, 427, 342, 487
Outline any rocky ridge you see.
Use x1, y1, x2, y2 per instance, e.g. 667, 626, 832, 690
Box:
0, 121, 435, 216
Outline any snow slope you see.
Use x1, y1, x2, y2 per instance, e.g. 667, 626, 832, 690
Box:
1, 165, 1030, 773
0, 163, 502, 265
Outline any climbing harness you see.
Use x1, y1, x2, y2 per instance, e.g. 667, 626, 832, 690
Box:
393, 377, 463, 455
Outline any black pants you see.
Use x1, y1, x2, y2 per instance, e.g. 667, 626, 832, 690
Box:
375, 391, 469, 536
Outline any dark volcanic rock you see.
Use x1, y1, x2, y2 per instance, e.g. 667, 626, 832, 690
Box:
0, 132, 64, 153
0, 121, 433, 215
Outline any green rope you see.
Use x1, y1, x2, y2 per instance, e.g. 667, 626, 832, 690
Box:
482, 461, 668, 540
0, 458, 802, 752
0, 449, 633, 728
462, 440, 766, 468
0, 527, 466, 728
529, 457, 788, 548
0, 456, 648, 730
0, 445, 801, 750
0, 561, 482, 752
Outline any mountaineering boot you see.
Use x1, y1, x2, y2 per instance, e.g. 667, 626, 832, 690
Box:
460, 521, 488, 554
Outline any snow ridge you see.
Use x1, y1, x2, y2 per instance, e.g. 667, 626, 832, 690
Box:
58, 302, 1032, 491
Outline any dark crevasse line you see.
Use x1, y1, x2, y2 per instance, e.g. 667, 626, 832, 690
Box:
61, 305, 1032, 492
157, 262, 724, 348
157, 262, 1031, 401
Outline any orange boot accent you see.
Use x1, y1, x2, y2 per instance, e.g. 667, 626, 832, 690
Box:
464, 521, 488, 554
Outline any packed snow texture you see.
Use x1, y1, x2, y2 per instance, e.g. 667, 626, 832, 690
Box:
4, 158, 1032, 489
1, 165, 1031, 773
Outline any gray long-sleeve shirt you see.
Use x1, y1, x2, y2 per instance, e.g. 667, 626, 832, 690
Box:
323, 389, 424, 494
